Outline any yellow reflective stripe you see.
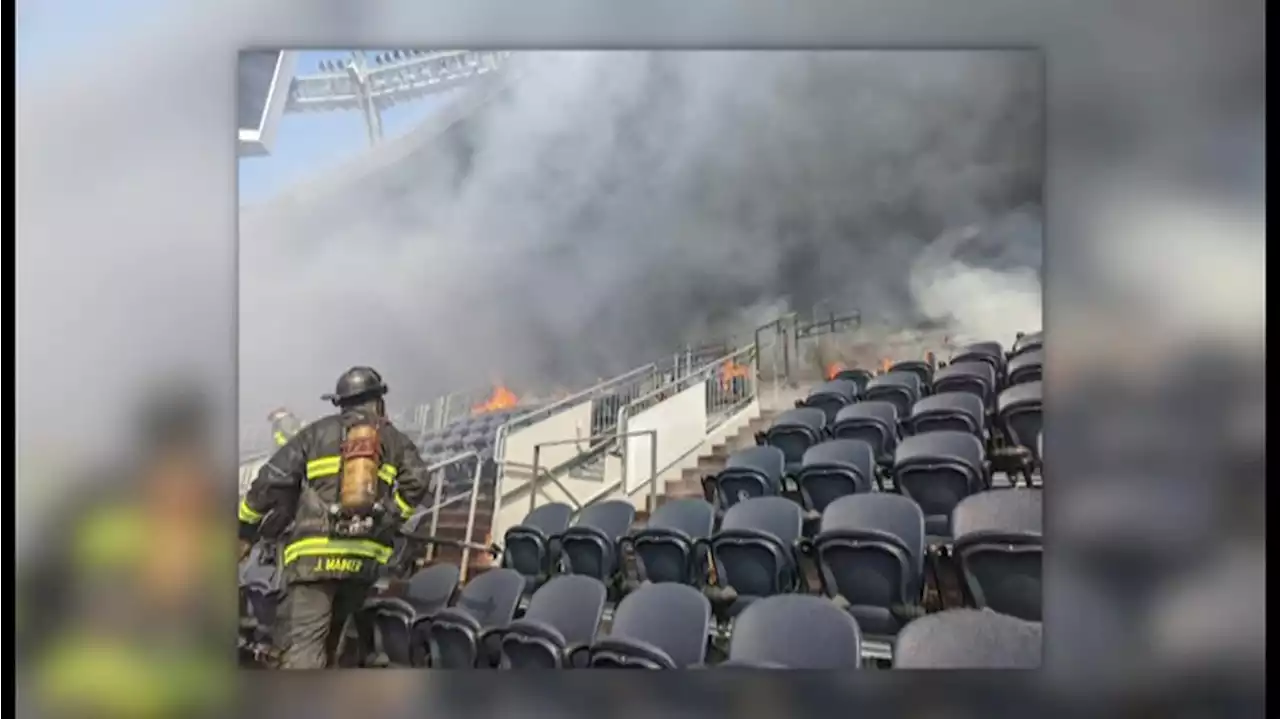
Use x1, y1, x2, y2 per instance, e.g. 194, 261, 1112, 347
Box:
238, 499, 263, 524
282, 537, 392, 565
305, 456, 341, 479
394, 492, 414, 518
378, 463, 397, 483
274, 431, 288, 447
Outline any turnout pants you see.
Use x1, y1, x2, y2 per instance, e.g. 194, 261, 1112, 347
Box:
275, 579, 372, 669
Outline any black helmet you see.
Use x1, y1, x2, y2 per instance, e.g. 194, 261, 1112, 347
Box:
323, 366, 389, 406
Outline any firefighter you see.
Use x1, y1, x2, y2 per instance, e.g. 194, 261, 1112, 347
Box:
267, 407, 303, 448
238, 366, 435, 669
24, 384, 231, 718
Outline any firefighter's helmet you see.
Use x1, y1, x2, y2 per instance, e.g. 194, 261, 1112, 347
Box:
323, 366, 389, 407
267, 407, 293, 423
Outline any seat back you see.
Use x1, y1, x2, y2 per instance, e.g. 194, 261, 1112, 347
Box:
864, 372, 923, 418
760, 408, 827, 469
952, 490, 1043, 621
500, 575, 607, 668
501, 502, 574, 586
631, 499, 715, 585
893, 609, 1041, 669
812, 494, 925, 636
799, 380, 860, 424
710, 497, 804, 599
426, 568, 526, 669
889, 359, 935, 389
831, 401, 900, 464
453, 567, 526, 628
795, 439, 875, 512
1010, 331, 1043, 359
1006, 349, 1043, 387
560, 500, 636, 580
893, 431, 987, 536
403, 563, 462, 616
953, 341, 1006, 379
727, 595, 862, 669
905, 392, 987, 438
932, 361, 998, 408
998, 381, 1043, 460
712, 446, 785, 510
833, 368, 876, 392
589, 584, 712, 668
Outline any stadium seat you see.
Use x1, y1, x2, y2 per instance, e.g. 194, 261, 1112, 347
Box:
997, 381, 1043, 464
951, 490, 1042, 621
933, 361, 998, 409
702, 446, 786, 513
363, 563, 461, 667
892, 431, 988, 537
795, 379, 860, 424
903, 392, 987, 439
700, 497, 804, 620
559, 500, 636, 591
754, 407, 827, 474
1009, 331, 1042, 360
793, 439, 876, 519
893, 609, 1041, 669
863, 372, 924, 419
587, 583, 712, 669
888, 359, 935, 390
950, 342, 1007, 383
800, 493, 926, 637
239, 544, 285, 647
499, 502, 574, 592
497, 575, 607, 669
420, 567, 526, 668
622, 498, 716, 587
832, 368, 876, 393
724, 595, 862, 669
1006, 349, 1043, 387
830, 401, 901, 483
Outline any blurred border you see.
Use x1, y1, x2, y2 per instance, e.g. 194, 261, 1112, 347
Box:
17, 1, 1264, 718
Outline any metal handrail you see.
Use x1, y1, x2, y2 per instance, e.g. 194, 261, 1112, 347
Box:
525, 430, 659, 516
614, 345, 758, 483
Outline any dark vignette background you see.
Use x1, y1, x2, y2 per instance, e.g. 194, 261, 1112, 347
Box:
14, 1, 1264, 718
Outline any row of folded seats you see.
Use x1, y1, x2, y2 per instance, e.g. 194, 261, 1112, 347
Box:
418, 405, 546, 465
345, 566, 1038, 669
785, 332, 1043, 487
335, 480, 1039, 668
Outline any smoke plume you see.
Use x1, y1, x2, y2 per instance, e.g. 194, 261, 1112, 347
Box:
239, 50, 1043, 423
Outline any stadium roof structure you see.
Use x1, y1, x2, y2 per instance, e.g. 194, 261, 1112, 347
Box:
237, 49, 512, 159
238, 51, 299, 158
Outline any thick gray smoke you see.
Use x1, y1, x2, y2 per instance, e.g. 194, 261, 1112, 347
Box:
239, 50, 1043, 423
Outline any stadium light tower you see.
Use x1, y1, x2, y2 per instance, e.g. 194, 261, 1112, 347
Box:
238, 49, 511, 158
286, 50, 512, 147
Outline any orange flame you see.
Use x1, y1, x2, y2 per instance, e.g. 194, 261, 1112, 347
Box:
472, 385, 519, 415
826, 362, 846, 381
879, 357, 893, 374
720, 360, 750, 390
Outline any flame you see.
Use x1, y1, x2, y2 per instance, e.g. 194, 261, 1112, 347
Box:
826, 362, 846, 381
879, 357, 894, 374
472, 385, 519, 415
720, 360, 750, 390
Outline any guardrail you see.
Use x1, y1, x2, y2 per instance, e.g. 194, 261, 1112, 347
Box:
492, 363, 659, 468
611, 345, 759, 498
